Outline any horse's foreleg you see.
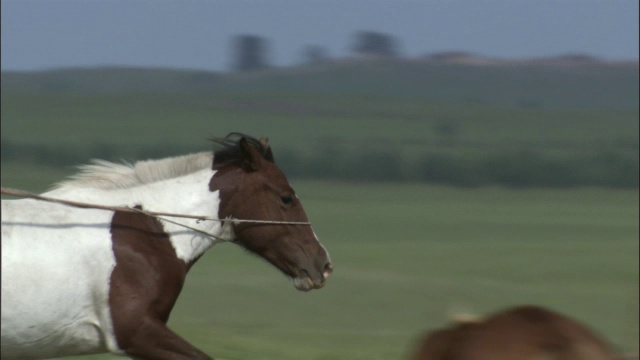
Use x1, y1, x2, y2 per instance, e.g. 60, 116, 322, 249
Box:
117, 317, 212, 360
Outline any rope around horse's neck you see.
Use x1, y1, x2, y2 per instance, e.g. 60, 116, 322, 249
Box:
0, 187, 311, 226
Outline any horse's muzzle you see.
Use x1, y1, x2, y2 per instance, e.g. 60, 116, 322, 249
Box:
293, 261, 332, 292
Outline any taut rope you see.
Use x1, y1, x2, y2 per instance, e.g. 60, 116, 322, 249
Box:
0, 187, 311, 226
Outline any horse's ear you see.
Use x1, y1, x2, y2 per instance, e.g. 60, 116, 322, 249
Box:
259, 137, 275, 162
239, 137, 264, 171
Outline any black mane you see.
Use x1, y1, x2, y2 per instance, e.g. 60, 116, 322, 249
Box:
211, 133, 274, 168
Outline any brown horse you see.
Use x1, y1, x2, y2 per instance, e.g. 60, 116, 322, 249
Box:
2, 133, 332, 359
411, 305, 616, 360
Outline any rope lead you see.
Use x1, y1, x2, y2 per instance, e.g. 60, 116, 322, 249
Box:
0, 186, 311, 226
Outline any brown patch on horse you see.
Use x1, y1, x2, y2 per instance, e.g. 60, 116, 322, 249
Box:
411, 305, 616, 360
109, 206, 211, 359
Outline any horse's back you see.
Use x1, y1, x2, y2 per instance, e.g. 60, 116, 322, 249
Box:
412, 305, 616, 360
461, 306, 615, 360
1, 199, 120, 359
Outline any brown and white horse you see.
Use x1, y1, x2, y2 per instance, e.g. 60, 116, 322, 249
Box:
411, 305, 617, 360
1, 134, 332, 360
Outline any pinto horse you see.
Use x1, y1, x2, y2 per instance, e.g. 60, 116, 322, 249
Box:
411, 305, 616, 360
1, 134, 332, 360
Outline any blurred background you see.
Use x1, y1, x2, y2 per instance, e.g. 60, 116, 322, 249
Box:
2, 1, 638, 359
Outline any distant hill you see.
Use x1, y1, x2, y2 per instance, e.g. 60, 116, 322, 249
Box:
2, 57, 638, 109
0, 67, 224, 93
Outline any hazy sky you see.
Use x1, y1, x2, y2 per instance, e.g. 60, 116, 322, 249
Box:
2, 0, 638, 72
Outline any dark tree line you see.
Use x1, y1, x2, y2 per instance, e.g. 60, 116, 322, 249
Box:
232, 31, 400, 71
351, 31, 399, 57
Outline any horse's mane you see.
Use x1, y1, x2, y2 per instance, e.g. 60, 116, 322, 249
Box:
53, 133, 270, 191
53, 152, 214, 190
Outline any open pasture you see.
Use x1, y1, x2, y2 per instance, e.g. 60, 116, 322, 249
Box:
2, 65, 638, 187
2, 92, 637, 155
2, 169, 638, 359
3, 92, 638, 187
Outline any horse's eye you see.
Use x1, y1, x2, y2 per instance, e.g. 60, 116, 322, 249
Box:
281, 195, 294, 205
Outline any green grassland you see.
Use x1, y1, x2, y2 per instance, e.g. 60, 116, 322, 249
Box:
2, 61, 638, 108
2, 61, 638, 153
3, 90, 638, 187
2, 92, 638, 148
1, 62, 638, 359
2, 62, 637, 167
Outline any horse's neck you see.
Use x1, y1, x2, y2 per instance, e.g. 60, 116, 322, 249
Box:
47, 168, 228, 264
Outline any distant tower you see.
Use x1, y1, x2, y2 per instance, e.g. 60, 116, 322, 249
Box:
232, 35, 269, 72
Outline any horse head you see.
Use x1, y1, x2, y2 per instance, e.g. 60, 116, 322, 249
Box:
209, 134, 332, 291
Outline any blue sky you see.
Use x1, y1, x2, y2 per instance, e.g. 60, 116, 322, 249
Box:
2, 0, 638, 72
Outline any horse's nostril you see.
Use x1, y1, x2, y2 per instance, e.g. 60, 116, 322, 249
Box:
323, 262, 333, 279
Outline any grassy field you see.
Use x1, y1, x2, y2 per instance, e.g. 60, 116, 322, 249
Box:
2, 63, 638, 187
2, 169, 638, 359
2, 61, 638, 109
2, 62, 638, 156
2, 92, 638, 150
